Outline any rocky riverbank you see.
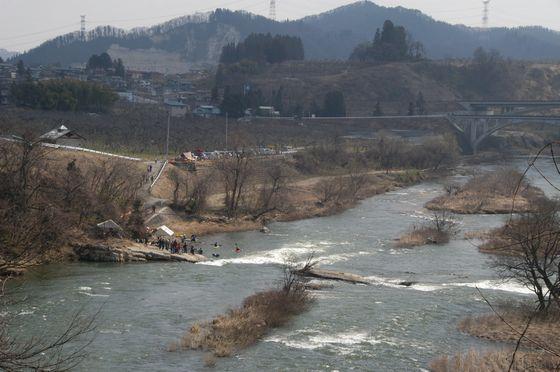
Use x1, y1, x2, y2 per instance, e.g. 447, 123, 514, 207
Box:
73, 243, 207, 264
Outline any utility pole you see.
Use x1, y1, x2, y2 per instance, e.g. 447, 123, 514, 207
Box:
482, 0, 491, 28
80, 15, 86, 41
269, 0, 277, 21
225, 112, 229, 151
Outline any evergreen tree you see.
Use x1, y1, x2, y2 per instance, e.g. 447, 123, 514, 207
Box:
16, 60, 25, 76
374, 101, 383, 116
407, 101, 415, 116
322, 91, 346, 117
273, 87, 284, 114
114, 58, 125, 77
211, 85, 219, 103
219, 33, 304, 65
350, 20, 424, 62
220, 86, 245, 118
415, 91, 426, 115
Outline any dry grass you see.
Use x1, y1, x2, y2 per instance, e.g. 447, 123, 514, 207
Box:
176, 277, 312, 358
396, 226, 450, 248
458, 309, 560, 352
430, 349, 560, 372
426, 168, 547, 214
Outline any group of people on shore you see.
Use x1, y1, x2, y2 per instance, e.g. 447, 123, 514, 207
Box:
154, 234, 242, 257
156, 235, 202, 255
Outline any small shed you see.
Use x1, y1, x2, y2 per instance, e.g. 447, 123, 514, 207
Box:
154, 225, 174, 238
39, 125, 85, 147
96, 219, 123, 237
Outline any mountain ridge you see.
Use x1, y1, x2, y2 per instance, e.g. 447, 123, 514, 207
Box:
13, 1, 560, 71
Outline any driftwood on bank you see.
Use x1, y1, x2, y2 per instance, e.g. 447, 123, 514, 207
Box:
296, 267, 370, 285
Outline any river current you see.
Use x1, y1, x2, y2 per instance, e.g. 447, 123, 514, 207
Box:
11, 159, 559, 371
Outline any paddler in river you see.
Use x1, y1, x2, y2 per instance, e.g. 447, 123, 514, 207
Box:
234, 243, 241, 253
213, 242, 221, 248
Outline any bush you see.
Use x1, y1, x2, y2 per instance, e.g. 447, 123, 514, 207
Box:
396, 211, 457, 248
178, 268, 312, 358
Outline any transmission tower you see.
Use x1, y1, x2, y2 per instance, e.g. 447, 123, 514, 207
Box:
80, 15, 86, 40
482, 0, 490, 28
269, 0, 277, 21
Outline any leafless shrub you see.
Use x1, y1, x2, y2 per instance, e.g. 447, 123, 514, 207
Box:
177, 266, 312, 359
397, 211, 458, 248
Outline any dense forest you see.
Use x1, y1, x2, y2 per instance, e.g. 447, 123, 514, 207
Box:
11, 80, 118, 112
13, 3, 560, 67
87, 52, 126, 77
350, 20, 424, 62
220, 33, 304, 64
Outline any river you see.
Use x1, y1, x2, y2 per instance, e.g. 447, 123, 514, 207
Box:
10, 158, 559, 371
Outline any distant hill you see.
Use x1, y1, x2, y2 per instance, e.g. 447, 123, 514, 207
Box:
14, 1, 560, 71
0, 48, 17, 60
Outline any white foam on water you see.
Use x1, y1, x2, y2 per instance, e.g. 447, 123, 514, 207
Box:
365, 274, 533, 295
18, 310, 35, 316
78, 292, 110, 297
446, 280, 533, 295
78, 286, 92, 291
266, 330, 382, 354
198, 246, 319, 267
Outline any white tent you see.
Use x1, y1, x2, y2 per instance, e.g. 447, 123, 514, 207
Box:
154, 225, 174, 238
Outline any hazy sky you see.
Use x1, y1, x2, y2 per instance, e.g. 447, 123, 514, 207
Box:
2, 0, 560, 52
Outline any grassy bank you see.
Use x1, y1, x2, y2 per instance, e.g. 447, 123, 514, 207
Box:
426, 168, 547, 214
172, 269, 312, 361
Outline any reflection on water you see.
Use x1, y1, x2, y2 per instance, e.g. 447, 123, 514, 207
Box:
11, 160, 558, 371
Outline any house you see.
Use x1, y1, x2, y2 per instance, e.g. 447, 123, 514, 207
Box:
96, 220, 123, 238
154, 225, 174, 238
193, 105, 221, 118
257, 106, 280, 117
165, 99, 188, 117
39, 125, 86, 147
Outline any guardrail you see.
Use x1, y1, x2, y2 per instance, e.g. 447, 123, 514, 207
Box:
149, 160, 168, 190
0, 137, 143, 161
41, 143, 142, 161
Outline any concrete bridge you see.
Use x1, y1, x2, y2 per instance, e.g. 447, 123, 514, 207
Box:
287, 100, 560, 154
448, 101, 560, 153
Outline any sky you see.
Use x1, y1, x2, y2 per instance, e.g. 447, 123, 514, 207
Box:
1, 0, 560, 52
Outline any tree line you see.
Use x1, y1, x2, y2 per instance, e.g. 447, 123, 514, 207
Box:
220, 33, 304, 65
350, 20, 425, 62
87, 52, 125, 78
11, 79, 118, 112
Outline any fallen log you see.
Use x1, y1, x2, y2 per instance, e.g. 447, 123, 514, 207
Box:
297, 268, 370, 285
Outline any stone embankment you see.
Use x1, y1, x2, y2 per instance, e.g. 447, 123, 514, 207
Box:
73, 244, 206, 264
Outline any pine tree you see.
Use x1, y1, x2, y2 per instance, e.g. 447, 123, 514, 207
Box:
322, 91, 346, 117
407, 101, 415, 116
415, 91, 426, 115
374, 101, 383, 116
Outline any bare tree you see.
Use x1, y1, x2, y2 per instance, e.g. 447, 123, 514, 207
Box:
493, 205, 560, 312
0, 139, 63, 275
214, 152, 254, 217
0, 278, 97, 371
252, 162, 291, 219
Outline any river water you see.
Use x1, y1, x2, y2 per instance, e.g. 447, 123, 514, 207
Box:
11, 159, 559, 371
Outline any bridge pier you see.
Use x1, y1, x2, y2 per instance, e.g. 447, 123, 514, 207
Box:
448, 116, 497, 155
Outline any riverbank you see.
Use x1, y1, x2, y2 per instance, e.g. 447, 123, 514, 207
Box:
426, 167, 547, 214
149, 169, 429, 238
